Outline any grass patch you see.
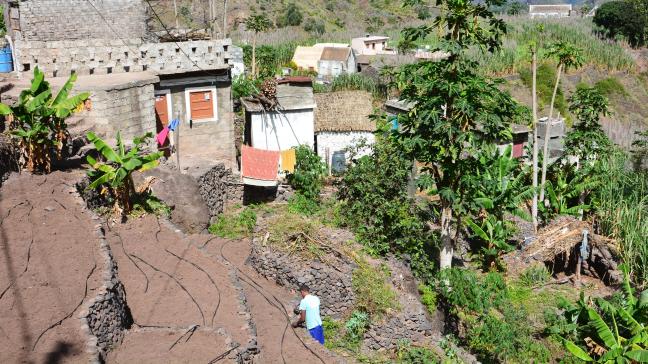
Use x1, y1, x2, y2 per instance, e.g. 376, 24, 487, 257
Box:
594, 77, 628, 96
208, 207, 257, 239
518, 264, 551, 287
519, 62, 568, 117
352, 256, 400, 318
130, 193, 171, 218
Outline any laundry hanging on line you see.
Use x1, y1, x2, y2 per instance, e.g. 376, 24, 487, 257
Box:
156, 119, 180, 146
241, 145, 280, 186
280, 148, 296, 173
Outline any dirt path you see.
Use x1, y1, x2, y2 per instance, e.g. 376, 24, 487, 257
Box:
0, 171, 103, 364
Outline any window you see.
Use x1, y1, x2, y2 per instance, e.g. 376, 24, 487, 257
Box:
184, 87, 218, 122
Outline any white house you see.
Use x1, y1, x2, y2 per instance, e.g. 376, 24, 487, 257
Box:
242, 77, 316, 152
318, 47, 356, 78
314, 91, 375, 174
351, 35, 395, 56
529, 4, 572, 18
291, 43, 350, 73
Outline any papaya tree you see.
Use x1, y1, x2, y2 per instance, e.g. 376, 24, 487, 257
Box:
86, 131, 162, 215
0, 67, 89, 172
394, 0, 526, 270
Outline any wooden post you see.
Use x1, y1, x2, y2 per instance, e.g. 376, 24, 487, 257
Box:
175, 112, 181, 171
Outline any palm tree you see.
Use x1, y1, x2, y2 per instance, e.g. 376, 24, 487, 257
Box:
539, 41, 584, 202
245, 14, 272, 78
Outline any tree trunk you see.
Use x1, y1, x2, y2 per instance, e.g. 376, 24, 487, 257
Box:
540, 63, 563, 202
251, 34, 257, 78
531, 49, 539, 232
440, 206, 453, 270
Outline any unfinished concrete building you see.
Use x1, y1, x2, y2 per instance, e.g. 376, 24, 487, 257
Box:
1, 0, 236, 169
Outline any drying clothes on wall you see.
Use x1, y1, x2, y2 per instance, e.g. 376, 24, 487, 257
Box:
280, 148, 296, 173
156, 119, 180, 146
241, 145, 280, 186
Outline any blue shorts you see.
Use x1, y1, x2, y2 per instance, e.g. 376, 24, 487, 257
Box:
308, 325, 325, 345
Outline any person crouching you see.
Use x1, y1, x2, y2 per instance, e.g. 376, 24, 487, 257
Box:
292, 284, 325, 345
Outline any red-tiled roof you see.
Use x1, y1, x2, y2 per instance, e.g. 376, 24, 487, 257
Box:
241, 145, 280, 181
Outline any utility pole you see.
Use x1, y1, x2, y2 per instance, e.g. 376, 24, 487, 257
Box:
223, 0, 228, 38
173, 0, 179, 29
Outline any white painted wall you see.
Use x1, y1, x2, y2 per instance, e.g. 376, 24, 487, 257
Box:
250, 109, 315, 151
316, 131, 375, 172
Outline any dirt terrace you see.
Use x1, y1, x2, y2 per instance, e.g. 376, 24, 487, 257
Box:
1, 171, 341, 363
0, 171, 103, 364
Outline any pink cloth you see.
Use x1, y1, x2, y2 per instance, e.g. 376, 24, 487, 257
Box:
156, 127, 170, 146
241, 145, 280, 181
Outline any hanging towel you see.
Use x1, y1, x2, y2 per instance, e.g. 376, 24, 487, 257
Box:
280, 148, 297, 173
241, 145, 280, 185
156, 127, 170, 146
168, 118, 180, 131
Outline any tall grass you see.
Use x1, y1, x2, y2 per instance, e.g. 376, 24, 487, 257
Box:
328, 73, 387, 100
596, 152, 648, 286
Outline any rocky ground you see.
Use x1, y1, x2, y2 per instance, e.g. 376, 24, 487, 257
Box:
0, 170, 342, 363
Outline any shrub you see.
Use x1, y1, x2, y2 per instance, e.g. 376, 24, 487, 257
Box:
352, 257, 399, 318
519, 62, 567, 116
208, 208, 257, 239
519, 264, 551, 287
287, 193, 320, 216
418, 284, 437, 314
286, 145, 326, 202
594, 77, 627, 96
344, 310, 370, 343
397, 345, 440, 364
338, 132, 435, 281
232, 76, 259, 100
594, 1, 647, 48
277, 3, 303, 27
303, 18, 325, 35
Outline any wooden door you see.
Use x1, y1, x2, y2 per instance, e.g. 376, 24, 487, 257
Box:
189, 90, 214, 120
512, 141, 524, 158
155, 94, 169, 127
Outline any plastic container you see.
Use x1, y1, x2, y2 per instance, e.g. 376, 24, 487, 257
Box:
0, 46, 14, 73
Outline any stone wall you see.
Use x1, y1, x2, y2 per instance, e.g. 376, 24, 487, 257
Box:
248, 246, 356, 318
194, 163, 245, 220
78, 226, 133, 363
12, 0, 147, 42
14, 39, 232, 78
0, 134, 18, 186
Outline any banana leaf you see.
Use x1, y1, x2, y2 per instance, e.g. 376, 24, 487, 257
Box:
87, 132, 121, 163
588, 308, 619, 349
564, 339, 593, 361
626, 350, 648, 362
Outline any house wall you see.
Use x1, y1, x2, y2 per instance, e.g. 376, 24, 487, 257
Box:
163, 81, 236, 169
8, 0, 147, 41
316, 131, 375, 170
249, 110, 314, 151
351, 38, 388, 56
318, 60, 344, 77
14, 39, 231, 78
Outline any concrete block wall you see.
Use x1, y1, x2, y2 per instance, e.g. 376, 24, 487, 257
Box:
16, 0, 147, 42
166, 82, 236, 169
14, 39, 232, 78
75, 83, 157, 142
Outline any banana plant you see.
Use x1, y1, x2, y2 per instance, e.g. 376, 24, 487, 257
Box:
0, 67, 89, 172
465, 215, 515, 270
539, 167, 600, 222
86, 131, 162, 215
562, 265, 648, 362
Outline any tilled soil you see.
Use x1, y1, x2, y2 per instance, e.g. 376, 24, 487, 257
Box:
0, 171, 104, 364
1, 171, 341, 363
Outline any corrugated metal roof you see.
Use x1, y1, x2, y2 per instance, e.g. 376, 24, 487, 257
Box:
320, 47, 351, 62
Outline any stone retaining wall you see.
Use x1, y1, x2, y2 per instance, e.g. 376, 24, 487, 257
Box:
78, 226, 133, 363
195, 163, 244, 220
248, 246, 355, 318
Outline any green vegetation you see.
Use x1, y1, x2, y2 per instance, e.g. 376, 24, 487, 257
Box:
519, 264, 551, 287
286, 145, 327, 203
277, 3, 303, 28
594, 0, 648, 48
245, 14, 272, 78
438, 269, 551, 362
396, 340, 440, 364
519, 62, 568, 116
86, 132, 162, 215
0, 67, 90, 173
546, 266, 648, 362
594, 77, 628, 97
130, 193, 171, 218
418, 284, 437, 315
208, 208, 257, 239
352, 257, 399, 318
232, 76, 259, 100
241, 42, 299, 79
337, 132, 434, 280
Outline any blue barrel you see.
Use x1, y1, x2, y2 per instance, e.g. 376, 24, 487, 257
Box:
0, 46, 14, 73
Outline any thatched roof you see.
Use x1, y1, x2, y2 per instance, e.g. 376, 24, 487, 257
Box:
314, 91, 375, 133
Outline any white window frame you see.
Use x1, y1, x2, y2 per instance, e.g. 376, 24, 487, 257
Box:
154, 89, 173, 124
184, 86, 218, 123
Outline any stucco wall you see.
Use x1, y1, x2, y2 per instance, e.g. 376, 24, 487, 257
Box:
316, 131, 375, 170
249, 109, 314, 151
13, 0, 147, 41
164, 81, 236, 169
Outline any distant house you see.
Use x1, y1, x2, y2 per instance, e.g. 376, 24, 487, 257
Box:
351, 35, 395, 56
318, 47, 356, 78
529, 4, 572, 18
229, 45, 245, 78
314, 91, 375, 174
291, 43, 349, 73
242, 77, 316, 152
